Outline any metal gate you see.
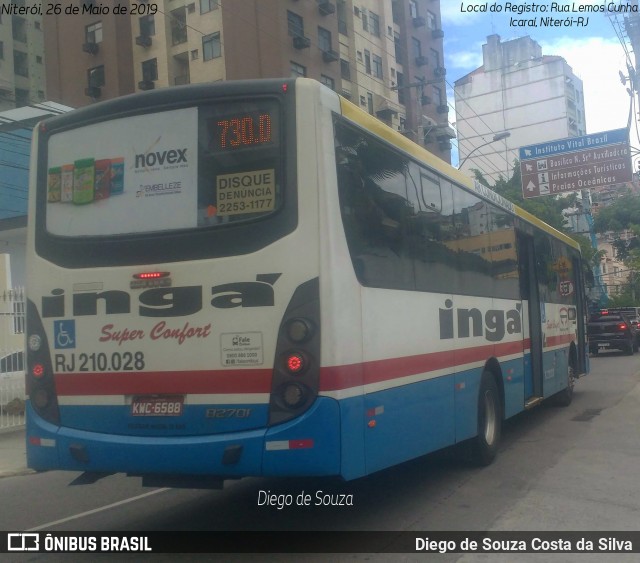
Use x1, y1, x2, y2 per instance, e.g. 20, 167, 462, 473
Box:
0, 288, 25, 430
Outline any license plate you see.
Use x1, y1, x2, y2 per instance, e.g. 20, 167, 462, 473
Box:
131, 396, 184, 416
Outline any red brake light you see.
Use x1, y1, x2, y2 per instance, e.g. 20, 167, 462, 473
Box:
32, 363, 45, 378
133, 272, 170, 280
286, 353, 305, 374
619, 323, 628, 330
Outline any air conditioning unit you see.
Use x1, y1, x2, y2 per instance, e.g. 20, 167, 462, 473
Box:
318, 1, 335, 15
84, 86, 101, 98
415, 55, 428, 67
293, 35, 311, 49
412, 16, 426, 27
421, 95, 431, 106
322, 49, 339, 63
434, 66, 447, 77
432, 29, 445, 39
138, 80, 155, 91
436, 104, 449, 114
82, 42, 99, 55
136, 35, 152, 47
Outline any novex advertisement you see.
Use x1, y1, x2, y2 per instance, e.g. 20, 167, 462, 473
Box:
46, 107, 198, 237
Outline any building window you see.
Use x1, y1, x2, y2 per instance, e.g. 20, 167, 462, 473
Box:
202, 32, 221, 61
369, 12, 380, 36
287, 11, 304, 37
142, 58, 158, 81
12, 17, 27, 43
85, 21, 103, 44
409, 0, 418, 18
318, 27, 332, 52
362, 10, 369, 32
367, 92, 374, 114
170, 9, 187, 45
320, 75, 335, 90
337, 1, 347, 35
432, 85, 442, 106
340, 58, 351, 80
13, 50, 28, 77
140, 15, 155, 36
397, 72, 405, 105
412, 37, 421, 58
290, 61, 306, 77
392, 1, 401, 24
14, 88, 29, 107
430, 48, 439, 67
200, 0, 218, 14
426, 10, 437, 30
364, 49, 371, 74
394, 32, 402, 61
87, 65, 105, 87
372, 54, 383, 79
36, 55, 42, 64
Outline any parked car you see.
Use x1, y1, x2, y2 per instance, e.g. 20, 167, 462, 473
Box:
588, 311, 639, 356
605, 307, 640, 346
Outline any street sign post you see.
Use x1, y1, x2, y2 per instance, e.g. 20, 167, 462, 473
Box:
519, 128, 632, 199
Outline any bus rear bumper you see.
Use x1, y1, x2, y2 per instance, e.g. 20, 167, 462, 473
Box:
26, 398, 341, 479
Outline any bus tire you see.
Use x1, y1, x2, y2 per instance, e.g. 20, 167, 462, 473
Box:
551, 357, 575, 407
471, 371, 501, 466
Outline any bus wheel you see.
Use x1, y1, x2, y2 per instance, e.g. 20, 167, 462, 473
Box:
471, 372, 501, 466
551, 359, 574, 407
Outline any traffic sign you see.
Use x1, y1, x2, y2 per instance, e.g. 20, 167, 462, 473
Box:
519, 128, 632, 199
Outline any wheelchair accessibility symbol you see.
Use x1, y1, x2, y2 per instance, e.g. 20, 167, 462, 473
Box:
54, 320, 76, 349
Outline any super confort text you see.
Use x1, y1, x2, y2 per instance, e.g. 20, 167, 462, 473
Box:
459, 2, 640, 14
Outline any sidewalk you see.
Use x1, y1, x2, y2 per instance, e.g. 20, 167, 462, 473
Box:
0, 427, 32, 478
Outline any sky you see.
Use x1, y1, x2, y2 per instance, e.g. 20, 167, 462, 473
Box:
440, 1, 636, 167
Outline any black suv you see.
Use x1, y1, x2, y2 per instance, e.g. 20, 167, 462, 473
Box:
588, 311, 639, 356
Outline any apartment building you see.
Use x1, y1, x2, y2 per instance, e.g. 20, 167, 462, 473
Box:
43, 0, 453, 161
454, 35, 586, 182
0, 3, 46, 110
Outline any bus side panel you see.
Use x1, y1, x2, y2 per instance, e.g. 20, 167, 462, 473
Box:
363, 376, 454, 474
262, 398, 341, 476
540, 302, 577, 398
359, 289, 455, 474
315, 83, 368, 480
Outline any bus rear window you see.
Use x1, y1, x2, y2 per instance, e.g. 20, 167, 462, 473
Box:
44, 99, 282, 237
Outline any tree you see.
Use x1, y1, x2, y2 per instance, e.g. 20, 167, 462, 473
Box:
592, 194, 640, 306
472, 164, 576, 232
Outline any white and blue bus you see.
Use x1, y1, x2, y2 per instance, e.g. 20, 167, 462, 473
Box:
26, 79, 588, 486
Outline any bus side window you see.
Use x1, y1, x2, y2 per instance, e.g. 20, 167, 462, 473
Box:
335, 125, 413, 290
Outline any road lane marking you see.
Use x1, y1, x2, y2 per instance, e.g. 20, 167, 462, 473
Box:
27, 488, 169, 531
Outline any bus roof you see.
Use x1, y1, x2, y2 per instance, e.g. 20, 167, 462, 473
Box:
338, 95, 580, 252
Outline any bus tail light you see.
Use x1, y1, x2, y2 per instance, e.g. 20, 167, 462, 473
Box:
26, 299, 60, 425
269, 278, 320, 426
285, 351, 307, 374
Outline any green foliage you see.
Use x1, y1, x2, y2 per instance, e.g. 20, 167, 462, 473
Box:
593, 195, 640, 234
472, 164, 576, 233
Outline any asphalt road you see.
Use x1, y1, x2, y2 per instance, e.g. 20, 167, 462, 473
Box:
1, 351, 639, 561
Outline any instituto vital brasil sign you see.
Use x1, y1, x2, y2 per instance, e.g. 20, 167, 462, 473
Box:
519, 128, 632, 199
